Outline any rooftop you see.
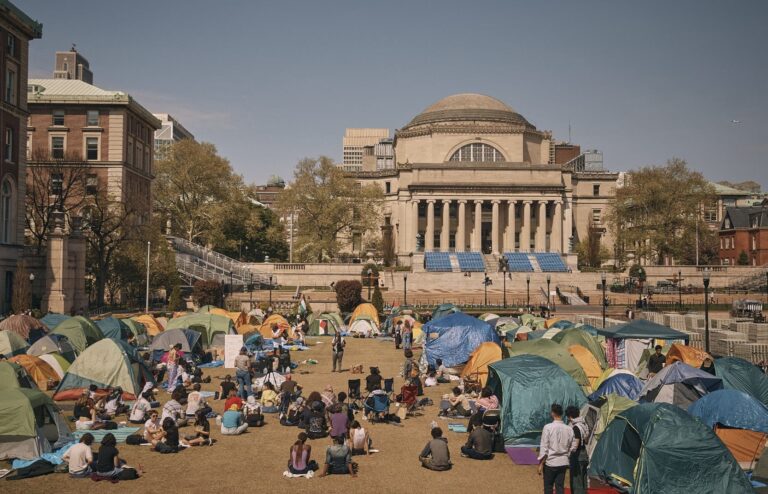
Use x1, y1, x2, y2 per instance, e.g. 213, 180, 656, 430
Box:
401, 93, 534, 130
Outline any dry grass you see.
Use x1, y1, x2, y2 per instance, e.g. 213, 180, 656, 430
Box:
3, 337, 543, 494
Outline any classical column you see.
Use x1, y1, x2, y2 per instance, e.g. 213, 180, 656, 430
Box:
506, 201, 516, 252
425, 200, 435, 252
521, 201, 532, 252
472, 200, 482, 251
491, 200, 500, 255
456, 200, 467, 252
535, 201, 547, 252
441, 200, 451, 252
563, 198, 573, 253
552, 200, 563, 253
410, 200, 419, 252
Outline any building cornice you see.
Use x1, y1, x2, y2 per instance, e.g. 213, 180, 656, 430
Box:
396, 123, 550, 140
29, 95, 161, 129
407, 183, 566, 194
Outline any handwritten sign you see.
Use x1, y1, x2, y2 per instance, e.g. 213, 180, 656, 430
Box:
224, 334, 244, 369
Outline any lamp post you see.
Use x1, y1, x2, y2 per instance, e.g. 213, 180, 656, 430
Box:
367, 268, 373, 300
268, 275, 273, 307
601, 271, 607, 329
526, 274, 531, 310
229, 271, 233, 303
678, 269, 683, 311
403, 273, 408, 306
765, 270, 768, 305
483, 272, 489, 306
546, 274, 552, 310
502, 266, 508, 309
703, 268, 711, 353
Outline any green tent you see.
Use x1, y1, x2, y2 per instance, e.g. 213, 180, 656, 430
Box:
122, 318, 149, 345
0, 387, 73, 460
488, 355, 586, 445
50, 316, 103, 353
307, 312, 344, 336
596, 319, 689, 342
506, 338, 591, 391
714, 356, 768, 406
53, 338, 153, 401
552, 328, 608, 369
590, 402, 752, 493
0, 330, 29, 358
581, 394, 637, 458
0, 361, 35, 390
166, 313, 235, 347
432, 303, 460, 321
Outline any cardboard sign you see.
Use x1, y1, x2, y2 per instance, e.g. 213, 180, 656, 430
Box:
224, 334, 244, 369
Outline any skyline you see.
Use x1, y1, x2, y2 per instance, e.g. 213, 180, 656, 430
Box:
20, 0, 768, 188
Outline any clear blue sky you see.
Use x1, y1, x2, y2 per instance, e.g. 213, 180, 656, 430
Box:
19, 0, 768, 188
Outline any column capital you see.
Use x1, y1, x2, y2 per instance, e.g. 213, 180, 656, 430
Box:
522, 200, 533, 205
554, 199, 563, 206
457, 199, 468, 204
441, 198, 452, 204
426, 199, 436, 204
491, 199, 501, 205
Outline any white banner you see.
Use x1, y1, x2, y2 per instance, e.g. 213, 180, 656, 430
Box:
224, 334, 244, 369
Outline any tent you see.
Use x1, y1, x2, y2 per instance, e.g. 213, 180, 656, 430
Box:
596, 319, 689, 341
460, 342, 502, 387
0, 387, 73, 461
53, 338, 154, 401
39, 313, 69, 329
599, 320, 688, 373
350, 303, 380, 327
8, 355, 60, 390
50, 316, 103, 353
666, 343, 712, 368
412, 322, 425, 348
235, 323, 260, 336
568, 344, 603, 388
549, 319, 574, 330
122, 319, 148, 346
639, 361, 723, 408
714, 357, 768, 406
38, 353, 70, 379
257, 314, 293, 339
479, 313, 500, 322
589, 403, 753, 494
588, 373, 644, 401
0, 330, 29, 358
198, 306, 248, 328
689, 389, 768, 469
573, 323, 599, 336
432, 303, 460, 322
0, 314, 48, 342
95, 316, 131, 340
132, 314, 165, 337
552, 328, 607, 369
167, 313, 236, 347
580, 394, 637, 459
0, 361, 36, 390
487, 355, 586, 445
149, 328, 202, 355
422, 312, 500, 368
26, 334, 77, 362
592, 368, 636, 391
349, 316, 379, 337
506, 339, 591, 391
308, 312, 345, 336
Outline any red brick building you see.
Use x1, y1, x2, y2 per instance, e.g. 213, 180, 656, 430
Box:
719, 203, 768, 266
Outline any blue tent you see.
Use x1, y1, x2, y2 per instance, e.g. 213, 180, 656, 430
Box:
597, 319, 689, 342
689, 389, 768, 433
431, 303, 461, 322
714, 357, 768, 407
423, 312, 499, 367
640, 362, 723, 408
40, 313, 69, 329
95, 317, 130, 340
588, 373, 644, 401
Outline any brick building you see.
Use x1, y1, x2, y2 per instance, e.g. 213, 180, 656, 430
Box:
719, 203, 768, 266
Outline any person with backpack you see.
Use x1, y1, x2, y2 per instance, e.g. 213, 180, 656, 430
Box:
566, 405, 590, 494
331, 330, 345, 372
305, 401, 329, 439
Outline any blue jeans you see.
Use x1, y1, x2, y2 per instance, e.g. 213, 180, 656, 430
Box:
403, 332, 412, 350
236, 369, 252, 398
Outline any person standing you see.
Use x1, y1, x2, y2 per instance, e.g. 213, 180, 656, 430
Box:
234, 347, 253, 399
648, 345, 666, 376
538, 403, 573, 494
402, 321, 413, 351
331, 330, 346, 373
566, 406, 590, 494
394, 321, 403, 349
165, 343, 182, 393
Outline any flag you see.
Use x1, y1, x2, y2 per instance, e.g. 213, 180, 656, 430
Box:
298, 295, 307, 317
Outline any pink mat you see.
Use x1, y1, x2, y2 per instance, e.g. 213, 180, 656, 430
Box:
505, 446, 539, 465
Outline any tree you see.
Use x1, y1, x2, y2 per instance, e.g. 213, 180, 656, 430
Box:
717, 180, 762, 193
574, 226, 610, 269
737, 250, 750, 265
608, 159, 716, 265
167, 284, 185, 311
277, 157, 383, 262
334, 280, 362, 313
11, 260, 31, 314
371, 285, 384, 314
193, 280, 223, 307
360, 263, 380, 288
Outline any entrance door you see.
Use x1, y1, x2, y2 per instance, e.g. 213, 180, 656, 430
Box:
481, 222, 492, 254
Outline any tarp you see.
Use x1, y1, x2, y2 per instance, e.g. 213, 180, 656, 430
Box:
568, 344, 603, 388
95, 316, 130, 340
589, 403, 753, 494
640, 361, 723, 408
0, 330, 29, 358
666, 344, 712, 368
688, 389, 768, 433
460, 342, 503, 387
422, 312, 500, 367
506, 339, 591, 391
50, 316, 103, 353
0, 314, 48, 341
39, 313, 69, 329
132, 314, 164, 336
26, 334, 77, 362
257, 314, 293, 339
0, 387, 73, 461
488, 355, 586, 445
148, 328, 201, 354
0, 361, 34, 390
350, 303, 380, 327
167, 313, 236, 347
552, 328, 608, 369
307, 312, 344, 336
588, 373, 644, 401
432, 303, 460, 322
597, 319, 689, 342
8, 355, 59, 390
714, 357, 768, 407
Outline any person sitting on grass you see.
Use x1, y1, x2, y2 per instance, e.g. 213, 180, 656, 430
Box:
424, 371, 438, 387
103, 387, 129, 418
185, 383, 211, 420
94, 433, 125, 479
244, 395, 265, 427
461, 421, 494, 460
475, 387, 500, 412
219, 375, 236, 400
305, 400, 329, 440
321, 385, 337, 408
260, 382, 279, 413
129, 389, 154, 424
435, 359, 450, 384
221, 404, 248, 435
154, 417, 182, 453
287, 432, 319, 475
185, 409, 213, 446
282, 397, 305, 427
320, 435, 356, 477
224, 388, 244, 413
440, 387, 471, 417
143, 410, 163, 446
62, 432, 94, 478
73, 390, 95, 421
161, 389, 188, 427
419, 427, 452, 471
348, 420, 373, 456
329, 402, 349, 440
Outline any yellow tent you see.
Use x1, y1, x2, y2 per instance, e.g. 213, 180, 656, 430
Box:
228, 311, 248, 328
412, 322, 425, 348
568, 344, 604, 388
460, 342, 502, 387
259, 314, 294, 339
132, 314, 164, 336
545, 317, 564, 329
236, 323, 260, 336
9, 354, 60, 390
666, 343, 712, 369
350, 303, 380, 326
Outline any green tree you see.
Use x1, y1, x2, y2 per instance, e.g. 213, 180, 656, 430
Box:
167, 284, 185, 311
371, 285, 384, 314
608, 159, 716, 265
193, 280, 223, 307
574, 226, 610, 269
277, 157, 383, 262
737, 250, 750, 265
360, 263, 380, 288
334, 280, 362, 313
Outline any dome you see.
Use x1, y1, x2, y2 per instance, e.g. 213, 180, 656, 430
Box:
402, 93, 533, 130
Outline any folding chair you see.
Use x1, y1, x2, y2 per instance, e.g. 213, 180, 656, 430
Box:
347, 379, 364, 410
383, 378, 395, 401
398, 384, 420, 416
364, 393, 390, 422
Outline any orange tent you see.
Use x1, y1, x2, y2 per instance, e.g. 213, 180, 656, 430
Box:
236, 323, 260, 336
715, 427, 767, 469
666, 343, 712, 369
350, 303, 380, 326
259, 314, 294, 339
9, 354, 60, 390
545, 317, 564, 329
460, 342, 502, 387
132, 314, 164, 336
568, 344, 603, 388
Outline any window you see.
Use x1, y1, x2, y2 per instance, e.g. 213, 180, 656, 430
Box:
86, 137, 98, 160
385, 182, 391, 194
135, 143, 142, 169
86, 110, 99, 126
51, 136, 65, 159
50, 173, 63, 196
127, 138, 133, 164
4, 128, 12, 162
4, 67, 16, 105
722, 258, 730, 266
705, 209, 718, 223
449, 143, 505, 162
6, 35, 16, 57
592, 209, 602, 224
52, 110, 65, 126
86, 174, 98, 196
593, 184, 600, 196
0, 178, 13, 243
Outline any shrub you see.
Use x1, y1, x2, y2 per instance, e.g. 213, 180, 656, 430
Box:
737, 251, 749, 266
360, 263, 380, 288
334, 280, 362, 313
193, 280, 223, 307
371, 285, 384, 314
629, 264, 647, 282
167, 284, 185, 311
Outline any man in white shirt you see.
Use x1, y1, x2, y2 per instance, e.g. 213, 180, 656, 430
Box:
538, 403, 573, 494
62, 433, 94, 478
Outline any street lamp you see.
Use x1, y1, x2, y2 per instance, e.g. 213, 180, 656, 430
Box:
526, 274, 531, 311
502, 266, 508, 309
765, 270, 768, 305
269, 275, 273, 307
703, 268, 711, 354
678, 270, 683, 312
601, 271, 607, 329
483, 272, 489, 306
367, 268, 373, 300
546, 274, 552, 310
403, 272, 408, 306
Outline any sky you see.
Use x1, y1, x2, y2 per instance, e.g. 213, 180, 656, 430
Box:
19, 0, 768, 189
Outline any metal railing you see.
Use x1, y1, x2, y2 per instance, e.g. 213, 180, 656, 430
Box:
168, 236, 271, 286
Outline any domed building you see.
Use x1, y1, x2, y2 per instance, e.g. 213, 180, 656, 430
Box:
352, 93, 619, 268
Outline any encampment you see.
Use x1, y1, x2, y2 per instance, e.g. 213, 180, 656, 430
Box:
597, 319, 689, 372
39, 313, 69, 330
506, 338, 591, 391
460, 341, 503, 387
348, 316, 379, 337
0, 330, 29, 358
122, 319, 149, 346
350, 303, 380, 327
588, 373, 644, 401
0, 387, 73, 461
639, 361, 723, 408
714, 357, 768, 406
666, 343, 712, 368
50, 316, 103, 353
132, 314, 165, 337
580, 394, 637, 458
0, 314, 48, 342
26, 334, 77, 363
307, 312, 345, 336
38, 353, 70, 379
8, 355, 60, 390
551, 327, 607, 368
257, 314, 293, 339
167, 313, 236, 347
149, 328, 202, 356
422, 312, 500, 368
567, 344, 603, 388
95, 316, 131, 340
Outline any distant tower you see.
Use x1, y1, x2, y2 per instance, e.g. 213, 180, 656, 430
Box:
53, 45, 93, 84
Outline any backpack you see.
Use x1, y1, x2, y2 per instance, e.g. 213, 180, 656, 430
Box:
125, 434, 147, 446
308, 415, 324, 434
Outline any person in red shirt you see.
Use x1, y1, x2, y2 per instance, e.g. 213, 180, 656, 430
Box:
224, 388, 243, 412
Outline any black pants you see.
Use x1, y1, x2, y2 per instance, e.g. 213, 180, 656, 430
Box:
460, 445, 493, 460
543, 464, 567, 494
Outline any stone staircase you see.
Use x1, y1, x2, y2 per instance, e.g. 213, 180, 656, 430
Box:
527, 254, 542, 272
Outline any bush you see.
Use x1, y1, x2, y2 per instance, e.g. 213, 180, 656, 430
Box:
360, 263, 380, 288
334, 280, 362, 313
737, 251, 750, 266
193, 280, 223, 307
371, 285, 384, 314
167, 284, 185, 311
629, 264, 647, 281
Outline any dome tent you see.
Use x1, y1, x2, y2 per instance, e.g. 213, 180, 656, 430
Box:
460, 341, 503, 387
506, 338, 591, 392
149, 328, 202, 361
9, 355, 60, 390
0, 361, 36, 390
423, 312, 499, 368
432, 303, 460, 322
50, 316, 102, 353
349, 316, 379, 337
639, 361, 723, 409
551, 327, 607, 369
95, 316, 131, 340
0, 387, 73, 461
166, 312, 236, 347
38, 353, 70, 379
588, 373, 644, 401
257, 314, 293, 339
39, 313, 69, 329
714, 356, 768, 406
131, 314, 165, 337
0, 330, 29, 358
26, 334, 77, 362
349, 303, 380, 327
0, 314, 48, 342
122, 319, 148, 346
580, 394, 637, 459
307, 312, 345, 336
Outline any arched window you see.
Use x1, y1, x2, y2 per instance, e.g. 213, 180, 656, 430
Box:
0, 177, 13, 243
449, 143, 505, 163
